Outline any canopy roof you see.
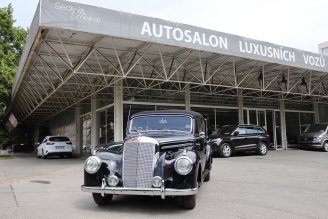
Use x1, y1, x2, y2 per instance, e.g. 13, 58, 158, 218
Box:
9, 0, 328, 127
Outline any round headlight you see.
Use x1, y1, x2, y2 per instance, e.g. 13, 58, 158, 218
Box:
152, 176, 162, 188
107, 175, 119, 187
84, 156, 101, 174
174, 156, 193, 175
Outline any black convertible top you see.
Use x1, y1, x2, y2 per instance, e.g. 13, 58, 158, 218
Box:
131, 110, 204, 120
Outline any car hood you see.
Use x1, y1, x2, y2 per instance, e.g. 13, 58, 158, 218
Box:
96, 135, 196, 158
156, 135, 195, 146
126, 133, 196, 147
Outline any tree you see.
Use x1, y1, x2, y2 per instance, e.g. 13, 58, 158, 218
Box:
0, 4, 28, 145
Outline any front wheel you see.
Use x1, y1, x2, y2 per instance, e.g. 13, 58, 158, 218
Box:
92, 193, 113, 206
41, 150, 47, 159
323, 141, 328, 152
180, 195, 196, 209
204, 171, 210, 182
257, 142, 268, 155
219, 143, 232, 158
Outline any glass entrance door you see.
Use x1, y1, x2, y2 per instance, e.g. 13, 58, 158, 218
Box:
249, 110, 257, 125
244, 109, 282, 150
244, 109, 267, 128
258, 110, 266, 129
266, 111, 274, 148
274, 111, 282, 149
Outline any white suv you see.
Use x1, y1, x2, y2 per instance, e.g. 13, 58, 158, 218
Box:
37, 136, 73, 158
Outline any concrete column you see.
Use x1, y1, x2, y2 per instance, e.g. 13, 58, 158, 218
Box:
238, 95, 244, 124
185, 84, 191, 111
75, 104, 83, 157
114, 81, 124, 141
91, 94, 100, 152
313, 102, 320, 123
34, 127, 39, 153
279, 99, 287, 150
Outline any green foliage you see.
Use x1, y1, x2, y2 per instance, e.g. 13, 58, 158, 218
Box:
0, 155, 13, 160
0, 4, 28, 144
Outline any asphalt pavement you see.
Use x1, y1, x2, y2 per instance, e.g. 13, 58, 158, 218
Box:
0, 149, 327, 219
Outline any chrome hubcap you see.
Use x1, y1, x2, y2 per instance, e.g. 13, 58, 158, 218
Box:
260, 144, 267, 154
324, 142, 328, 151
223, 145, 231, 156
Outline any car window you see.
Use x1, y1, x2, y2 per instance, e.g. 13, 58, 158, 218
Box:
255, 127, 265, 133
199, 120, 205, 134
236, 127, 246, 135
213, 126, 236, 135
304, 124, 328, 133
245, 127, 255, 134
49, 137, 70, 142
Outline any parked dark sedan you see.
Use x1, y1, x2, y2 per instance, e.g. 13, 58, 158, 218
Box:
81, 110, 212, 209
209, 124, 270, 158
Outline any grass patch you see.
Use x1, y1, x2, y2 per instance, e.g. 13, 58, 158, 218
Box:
0, 155, 13, 160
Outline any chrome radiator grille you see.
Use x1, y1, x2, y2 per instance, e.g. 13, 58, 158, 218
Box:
122, 137, 157, 188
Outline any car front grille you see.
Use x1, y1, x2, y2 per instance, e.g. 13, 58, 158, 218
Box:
122, 137, 157, 188
301, 137, 314, 141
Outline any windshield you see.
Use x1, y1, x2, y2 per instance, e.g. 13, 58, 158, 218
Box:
303, 124, 327, 133
212, 126, 236, 135
129, 115, 193, 133
49, 136, 70, 142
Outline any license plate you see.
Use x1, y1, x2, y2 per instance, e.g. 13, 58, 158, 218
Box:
56, 146, 65, 149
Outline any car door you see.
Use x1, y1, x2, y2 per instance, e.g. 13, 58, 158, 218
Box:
245, 126, 258, 149
231, 126, 247, 150
38, 138, 47, 155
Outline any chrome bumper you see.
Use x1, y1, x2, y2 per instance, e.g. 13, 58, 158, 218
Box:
81, 185, 198, 199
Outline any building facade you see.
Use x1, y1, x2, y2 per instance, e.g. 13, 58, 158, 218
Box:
6, 0, 328, 156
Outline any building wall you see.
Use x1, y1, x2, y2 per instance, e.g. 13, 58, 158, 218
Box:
319, 103, 328, 122
48, 112, 76, 146
318, 41, 328, 55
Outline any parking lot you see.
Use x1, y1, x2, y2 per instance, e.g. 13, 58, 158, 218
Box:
0, 149, 327, 219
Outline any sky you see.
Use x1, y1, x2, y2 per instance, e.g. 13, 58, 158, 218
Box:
1, 0, 327, 53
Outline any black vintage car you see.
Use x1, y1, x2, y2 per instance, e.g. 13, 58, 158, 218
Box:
81, 110, 212, 209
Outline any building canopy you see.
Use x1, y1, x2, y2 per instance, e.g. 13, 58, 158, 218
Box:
9, 0, 328, 127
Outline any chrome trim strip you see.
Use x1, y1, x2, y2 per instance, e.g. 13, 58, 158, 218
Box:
160, 180, 165, 199
101, 178, 106, 197
81, 185, 198, 199
235, 144, 256, 148
161, 144, 190, 149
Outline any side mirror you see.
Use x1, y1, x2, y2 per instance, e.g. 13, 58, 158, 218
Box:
233, 131, 239, 136
199, 132, 206, 138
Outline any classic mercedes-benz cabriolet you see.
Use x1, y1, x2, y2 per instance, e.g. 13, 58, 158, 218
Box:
81, 110, 212, 209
